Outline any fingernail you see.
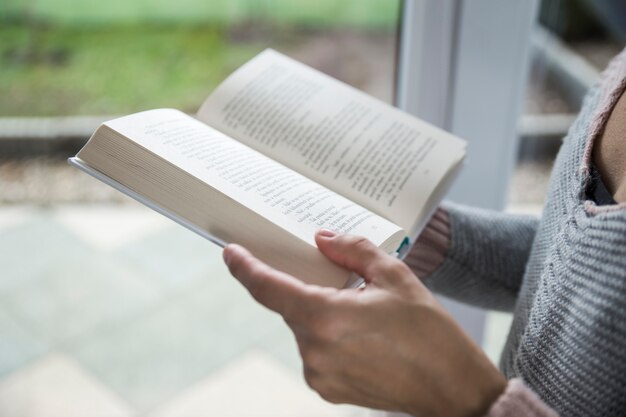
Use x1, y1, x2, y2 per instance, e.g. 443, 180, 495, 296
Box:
317, 229, 336, 238
223, 247, 232, 266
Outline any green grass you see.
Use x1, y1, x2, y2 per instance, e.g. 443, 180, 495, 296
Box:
1, 0, 398, 28
0, 0, 400, 116
0, 24, 263, 116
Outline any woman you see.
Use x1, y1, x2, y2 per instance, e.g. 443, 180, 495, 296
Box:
222, 47, 626, 416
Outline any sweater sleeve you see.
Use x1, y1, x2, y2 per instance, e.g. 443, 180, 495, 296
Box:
485, 379, 558, 417
407, 204, 539, 311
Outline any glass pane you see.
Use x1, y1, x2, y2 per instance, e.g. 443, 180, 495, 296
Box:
0, 1, 401, 415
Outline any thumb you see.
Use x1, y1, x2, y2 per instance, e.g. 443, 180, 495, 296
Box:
315, 229, 405, 287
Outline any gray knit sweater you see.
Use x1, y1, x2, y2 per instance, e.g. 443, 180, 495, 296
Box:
411, 49, 626, 416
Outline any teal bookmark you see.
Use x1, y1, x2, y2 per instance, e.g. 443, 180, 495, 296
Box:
396, 236, 410, 258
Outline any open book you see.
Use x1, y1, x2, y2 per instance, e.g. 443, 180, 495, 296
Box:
70, 49, 466, 288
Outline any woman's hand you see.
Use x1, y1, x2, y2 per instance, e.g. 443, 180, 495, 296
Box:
222, 229, 506, 417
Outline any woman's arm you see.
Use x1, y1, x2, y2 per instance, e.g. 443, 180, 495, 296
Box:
405, 204, 539, 311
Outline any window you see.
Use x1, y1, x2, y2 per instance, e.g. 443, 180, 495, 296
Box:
0, 1, 400, 415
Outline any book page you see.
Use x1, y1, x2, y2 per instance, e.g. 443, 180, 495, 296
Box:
198, 49, 465, 233
103, 109, 403, 249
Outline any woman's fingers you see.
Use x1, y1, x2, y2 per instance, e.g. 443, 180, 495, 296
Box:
223, 244, 329, 320
315, 230, 414, 289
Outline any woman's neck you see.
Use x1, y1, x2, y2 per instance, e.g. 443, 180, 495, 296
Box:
594, 88, 626, 203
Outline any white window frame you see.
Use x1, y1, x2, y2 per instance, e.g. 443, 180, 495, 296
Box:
395, 0, 538, 346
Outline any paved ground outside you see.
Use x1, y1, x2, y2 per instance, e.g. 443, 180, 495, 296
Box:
0, 200, 522, 417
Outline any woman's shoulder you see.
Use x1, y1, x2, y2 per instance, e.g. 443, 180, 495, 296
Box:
554, 46, 626, 218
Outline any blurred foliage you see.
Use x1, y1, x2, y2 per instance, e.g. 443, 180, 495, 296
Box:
1, 24, 263, 116
0, 0, 399, 116
0, 0, 398, 28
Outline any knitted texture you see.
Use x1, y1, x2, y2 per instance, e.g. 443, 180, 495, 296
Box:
416, 206, 538, 311
418, 47, 626, 416
404, 207, 450, 279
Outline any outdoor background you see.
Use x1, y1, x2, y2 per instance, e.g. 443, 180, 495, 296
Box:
0, 0, 398, 116
0, 0, 625, 416
1, 2, 400, 416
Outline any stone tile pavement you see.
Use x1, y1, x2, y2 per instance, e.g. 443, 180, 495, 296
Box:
0, 203, 372, 416
0, 203, 518, 416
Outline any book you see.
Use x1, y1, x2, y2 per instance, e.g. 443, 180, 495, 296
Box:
70, 49, 466, 288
